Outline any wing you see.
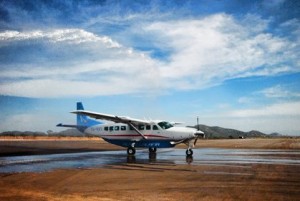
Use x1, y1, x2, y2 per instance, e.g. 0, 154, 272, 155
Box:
170, 122, 184, 125
71, 110, 151, 125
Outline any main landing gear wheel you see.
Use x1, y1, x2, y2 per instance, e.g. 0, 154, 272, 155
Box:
127, 147, 136, 155
149, 147, 157, 154
186, 149, 193, 156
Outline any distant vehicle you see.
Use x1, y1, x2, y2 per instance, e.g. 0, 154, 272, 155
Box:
57, 102, 204, 156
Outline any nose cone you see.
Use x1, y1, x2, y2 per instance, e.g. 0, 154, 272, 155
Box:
194, 130, 205, 138
195, 130, 204, 134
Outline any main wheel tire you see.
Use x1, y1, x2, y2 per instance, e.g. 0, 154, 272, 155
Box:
149, 147, 157, 153
127, 147, 136, 155
186, 149, 193, 156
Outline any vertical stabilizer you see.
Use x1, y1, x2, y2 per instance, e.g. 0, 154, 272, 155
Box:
76, 102, 101, 129
57, 102, 102, 132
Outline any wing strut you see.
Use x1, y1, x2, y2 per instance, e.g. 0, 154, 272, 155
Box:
128, 122, 147, 140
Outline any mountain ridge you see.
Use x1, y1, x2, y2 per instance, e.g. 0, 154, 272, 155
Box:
193, 124, 276, 139
0, 125, 283, 139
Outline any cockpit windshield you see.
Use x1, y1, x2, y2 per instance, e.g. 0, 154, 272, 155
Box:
158, 121, 174, 130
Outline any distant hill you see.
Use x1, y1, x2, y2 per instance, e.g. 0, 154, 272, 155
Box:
54, 129, 85, 137
192, 124, 276, 139
0, 129, 95, 137
0, 131, 46, 137
0, 125, 283, 139
50, 129, 98, 137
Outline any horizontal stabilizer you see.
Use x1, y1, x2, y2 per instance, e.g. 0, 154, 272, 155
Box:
56, 123, 86, 130
56, 123, 77, 128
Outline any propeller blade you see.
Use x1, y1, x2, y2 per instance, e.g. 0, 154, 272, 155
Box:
194, 137, 198, 146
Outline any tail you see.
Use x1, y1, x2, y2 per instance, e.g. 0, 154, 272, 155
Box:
76, 102, 100, 128
57, 102, 102, 132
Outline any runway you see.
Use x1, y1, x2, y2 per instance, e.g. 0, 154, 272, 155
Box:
1, 148, 299, 173
1, 139, 300, 201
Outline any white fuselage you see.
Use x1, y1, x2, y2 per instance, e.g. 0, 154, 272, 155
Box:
59, 102, 204, 154
84, 122, 196, 142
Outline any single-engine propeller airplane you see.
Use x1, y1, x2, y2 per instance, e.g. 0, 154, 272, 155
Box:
57, 102, 204, 156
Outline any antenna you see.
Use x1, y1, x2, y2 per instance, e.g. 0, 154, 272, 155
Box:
197, 116, 199, 131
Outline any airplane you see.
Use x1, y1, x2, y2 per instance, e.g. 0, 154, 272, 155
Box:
57, 102, 205, 156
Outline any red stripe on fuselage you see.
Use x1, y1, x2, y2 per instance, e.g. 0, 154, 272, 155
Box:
100, 134, 170, 139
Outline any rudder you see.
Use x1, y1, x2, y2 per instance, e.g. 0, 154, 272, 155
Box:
76, 102, 100, 128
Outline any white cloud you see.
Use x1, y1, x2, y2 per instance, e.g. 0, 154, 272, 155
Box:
0, 75, 163, 98
0, 14, 299, 97
195, 101, 300, 135
238, 97, 253, 104
0, 28, 164, 97
259, 85, 300, 98
196, 101, 300, 120
145, 14, 298, 86
0, 29, 121, 47
228, 101, 300, 117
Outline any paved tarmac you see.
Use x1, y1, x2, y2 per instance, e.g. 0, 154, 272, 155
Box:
1, 148, 299, 173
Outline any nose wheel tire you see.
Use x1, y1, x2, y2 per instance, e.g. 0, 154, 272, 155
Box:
186, 149, 193, 156
149, 147, 157, 153
127, 147, 136, 155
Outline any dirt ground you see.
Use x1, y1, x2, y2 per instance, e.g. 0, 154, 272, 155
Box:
0, 137, 123, 156
0, 138, 299, 201
1, 137, 299, 156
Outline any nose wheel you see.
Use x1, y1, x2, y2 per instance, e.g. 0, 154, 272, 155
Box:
127, 147, 136, 155
186, 149, 193, 156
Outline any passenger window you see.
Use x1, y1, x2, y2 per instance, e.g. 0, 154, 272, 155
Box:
129, 126, 134, 130
104, 127, 108, 131
153, 125, 159, 130
114, 126, 119, 131
109, 126, 114, 131
146, 125, 151, 130
138, 125, 145, 130
121, 126, 126, 131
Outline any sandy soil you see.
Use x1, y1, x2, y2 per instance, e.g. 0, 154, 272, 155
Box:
0, 138, 299, 156
0, 138, 299, 201
194, 138, 300, 149
0, 137, 123, 156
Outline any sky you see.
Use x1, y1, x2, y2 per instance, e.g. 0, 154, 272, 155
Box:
0, 0, 299, 135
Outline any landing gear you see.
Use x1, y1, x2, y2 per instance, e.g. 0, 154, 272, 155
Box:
186, 149, 193, 156
127, 147, 136, 155
149, 147, 157, 154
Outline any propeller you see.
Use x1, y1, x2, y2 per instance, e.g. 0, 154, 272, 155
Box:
194, 116, 204, 146
197, 116, 200, 131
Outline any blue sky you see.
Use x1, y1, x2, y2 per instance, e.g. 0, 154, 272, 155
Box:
0, 0, 299, 135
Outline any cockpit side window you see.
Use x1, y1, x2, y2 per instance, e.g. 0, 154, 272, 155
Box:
158, 121, 173, 129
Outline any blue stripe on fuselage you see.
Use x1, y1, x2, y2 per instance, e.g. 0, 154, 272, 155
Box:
103, 139, 176, 148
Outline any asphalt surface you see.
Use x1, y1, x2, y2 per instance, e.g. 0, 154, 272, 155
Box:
1, 148, 299, 173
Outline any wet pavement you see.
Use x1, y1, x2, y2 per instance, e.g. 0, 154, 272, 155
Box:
0, 148, 299, 173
